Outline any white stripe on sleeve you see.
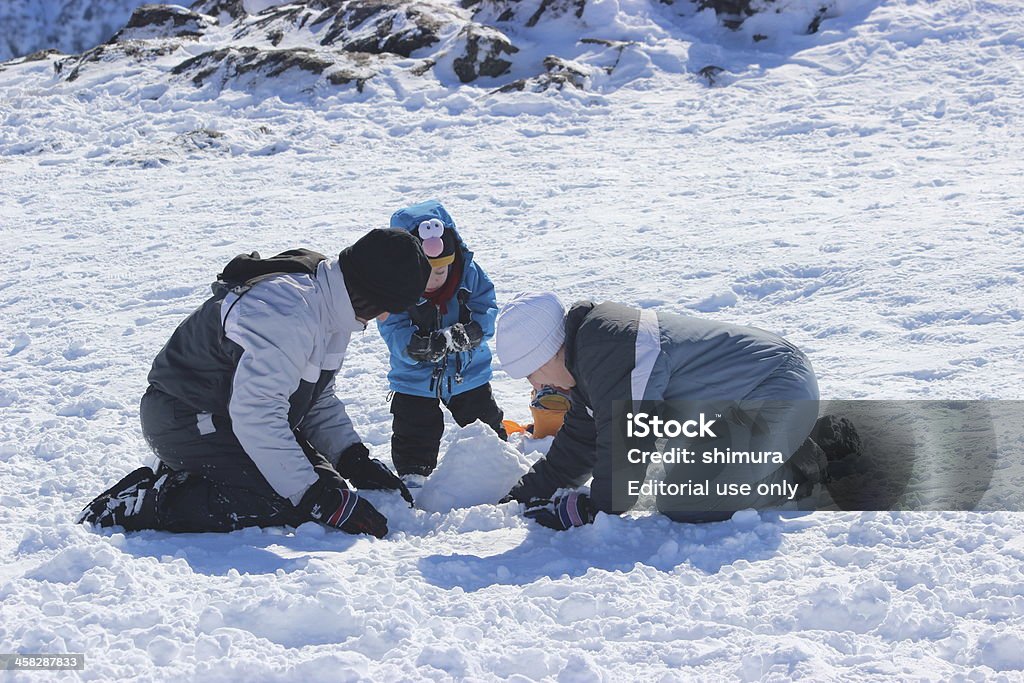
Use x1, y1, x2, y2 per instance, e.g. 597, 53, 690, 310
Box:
631, 309, 660, 410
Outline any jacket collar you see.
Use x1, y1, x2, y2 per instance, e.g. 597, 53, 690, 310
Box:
316, 258, 364, 334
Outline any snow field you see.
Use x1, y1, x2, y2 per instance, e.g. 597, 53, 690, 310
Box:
1, 0, 1023, 679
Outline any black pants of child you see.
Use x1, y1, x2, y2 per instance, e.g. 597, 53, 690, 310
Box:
139, 387, 309, 532
390, 382, 507, 476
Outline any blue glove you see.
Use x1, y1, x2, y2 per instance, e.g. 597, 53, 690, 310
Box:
524, 492, 595, 531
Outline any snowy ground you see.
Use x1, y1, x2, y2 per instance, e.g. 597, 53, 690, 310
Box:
1, 0, 1024, 679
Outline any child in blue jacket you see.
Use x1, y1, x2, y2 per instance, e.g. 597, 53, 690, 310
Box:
378, 200, 507, 479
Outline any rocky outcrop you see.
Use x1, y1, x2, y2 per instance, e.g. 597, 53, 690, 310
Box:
110, 5, 215, 41
189, 0, 247, 21
226, 0, 458, 56
171, 45, 377, 91
461, 0, 586, 26
497, 55, 589, 93
33, 0, 845, 96
50, 0, 528, 91
451, 25, 518, 83
696, 0, 831, 34
54, 40, 180, 82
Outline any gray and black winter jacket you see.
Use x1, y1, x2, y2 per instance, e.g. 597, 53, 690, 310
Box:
147, 258, 364, 505
507, 301, 811, 513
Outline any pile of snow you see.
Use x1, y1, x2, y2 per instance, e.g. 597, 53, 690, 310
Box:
416, 421, 533, 513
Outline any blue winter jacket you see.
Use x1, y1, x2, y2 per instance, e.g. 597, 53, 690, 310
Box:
377, 200, 497, 400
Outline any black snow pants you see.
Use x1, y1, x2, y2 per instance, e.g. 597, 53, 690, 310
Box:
139, 386, 312, 532
390, 382, 507, 476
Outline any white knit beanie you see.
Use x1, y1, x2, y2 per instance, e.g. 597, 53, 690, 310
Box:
495, 292, 567, 379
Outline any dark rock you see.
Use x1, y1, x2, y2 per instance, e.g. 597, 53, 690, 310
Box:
111, 4, 213, 42
319, 1, 451, 56
22, 49, 62, 62
463, 0, 586, 26
172, 46, 324, 84
698, 0, 832, 34
228, 1, 455, 58
496, 55, 588, 93
189, 0, 247, 20
697, 64, 723, 85
171, 46, 374, 91
452, 25, 517, 83
526, 0, 586, 27
338, 7, 443, 56
807, 6, 827, 34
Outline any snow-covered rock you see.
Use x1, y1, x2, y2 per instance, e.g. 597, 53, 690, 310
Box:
4, 0, 870, 96
111, 4, 216, 42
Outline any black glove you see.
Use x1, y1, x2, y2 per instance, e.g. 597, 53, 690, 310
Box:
523, 492, 595, 531
299, 466, 388, 538
407, 331, 447, 362
336, 443, 414, 506
446, 321, 483, 352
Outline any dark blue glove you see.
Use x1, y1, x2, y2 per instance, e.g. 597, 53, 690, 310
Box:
407, 332, 447, 362
336, 442, 414, 506
299, 466, 388, 538
524, 492, 595, 530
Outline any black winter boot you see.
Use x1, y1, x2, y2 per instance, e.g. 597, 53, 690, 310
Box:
788, 437, 829, 498
76, 466, 160, 530
811, 415, 863, 462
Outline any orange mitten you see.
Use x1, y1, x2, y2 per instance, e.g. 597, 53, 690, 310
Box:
502, 419, 529, 435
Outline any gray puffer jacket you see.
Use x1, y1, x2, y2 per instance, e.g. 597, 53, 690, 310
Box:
147, 258, 364, 504
507, 301, 811, 513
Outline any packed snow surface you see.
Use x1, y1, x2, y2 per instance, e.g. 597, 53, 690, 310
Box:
1, 0, 1023, 680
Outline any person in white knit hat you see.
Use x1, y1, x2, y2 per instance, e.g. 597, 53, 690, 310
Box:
495, 292, 575, 393
495, 293, 845, 531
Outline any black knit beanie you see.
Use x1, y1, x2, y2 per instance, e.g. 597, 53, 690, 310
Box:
339, 228, 431, 314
